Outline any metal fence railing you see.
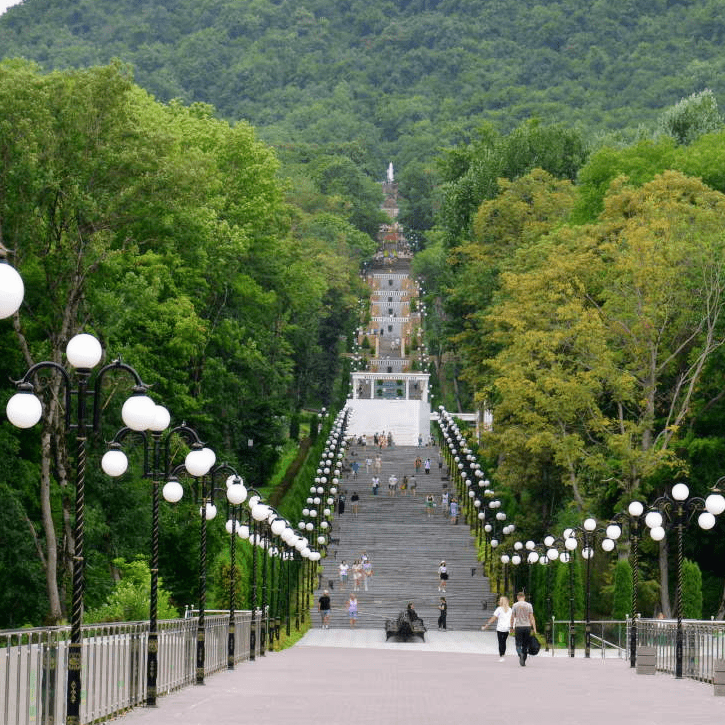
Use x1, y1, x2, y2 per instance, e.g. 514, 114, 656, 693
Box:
637, 618, 725, 683
548, 619, 629, 658
0, 612, 261, 725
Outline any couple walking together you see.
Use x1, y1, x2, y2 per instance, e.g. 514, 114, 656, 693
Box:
483, 592, 537, 665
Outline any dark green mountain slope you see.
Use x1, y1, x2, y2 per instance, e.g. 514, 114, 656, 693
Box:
2, 0, 724, 165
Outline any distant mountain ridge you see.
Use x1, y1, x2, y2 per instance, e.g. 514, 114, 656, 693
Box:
2, 0, 723, 164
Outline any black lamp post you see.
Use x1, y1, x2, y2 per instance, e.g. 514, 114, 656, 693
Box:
643, 483, 724, 679
545, 532, 577, 658
162, 444, 218, 685
6, 333, 158, 725
529, 543, 554, 651
244, 489, 263, 659
575, 518, 618, 658
605, 502, 644, 668
102, 421, 215, 705
207, 463, 248, 670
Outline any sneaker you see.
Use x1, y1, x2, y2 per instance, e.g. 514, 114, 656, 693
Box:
499, 657, 505, 662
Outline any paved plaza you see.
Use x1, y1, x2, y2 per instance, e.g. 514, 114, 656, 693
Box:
115, 629, 722, 725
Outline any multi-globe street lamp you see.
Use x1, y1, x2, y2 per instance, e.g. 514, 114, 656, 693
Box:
644, 483, 724, 678
101, 419, 220, 706
564, 518, 617, 658
526, 543, 553, 650
161, 444, 218, 684
210, 465, 248, 667
604, 501, 644, 668
6, 333, 158, 725
541, 533, 578, 657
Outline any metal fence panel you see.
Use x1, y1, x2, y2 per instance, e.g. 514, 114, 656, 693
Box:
637, 618, 725, 681
0, 612, 259, 725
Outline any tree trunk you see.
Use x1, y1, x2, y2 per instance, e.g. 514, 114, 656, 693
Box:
40, 426, 63, 624
716, 580, 725, 620
658, 537, 671, 617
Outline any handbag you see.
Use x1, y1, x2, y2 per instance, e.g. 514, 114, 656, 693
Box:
528, 634, 541, 656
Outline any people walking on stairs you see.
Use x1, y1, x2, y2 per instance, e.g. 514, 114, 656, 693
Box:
483, 595, 512, 661
371, 475, 380, 495
425, 493, 435, 517
409, 474, 417, 495
424, 458, 431, 474
362, 557, 373, 590
388, 473, 397, 496
318, 590, 331, 629
347, 593, 358, 627
414, 455, 422, 474
339, 561, 349, 589
352, 560, 363, 591
351, 491, 360, 517
441, 490, 449, 515
449, 498, 459, 524
438, 597, 447, 630
511, 591, 537, 666
438, 561, 448, 592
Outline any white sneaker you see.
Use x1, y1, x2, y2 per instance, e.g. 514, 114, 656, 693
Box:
499, 657, 505, 662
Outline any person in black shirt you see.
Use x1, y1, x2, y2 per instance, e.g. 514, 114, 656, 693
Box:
318, 590, 331, 629
438, 597, 447, 630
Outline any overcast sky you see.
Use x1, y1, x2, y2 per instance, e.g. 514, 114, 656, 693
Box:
0, 1, 23, 16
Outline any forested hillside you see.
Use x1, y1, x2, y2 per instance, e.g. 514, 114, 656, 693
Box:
3, 0, 725, 628
2, 0, 724, 168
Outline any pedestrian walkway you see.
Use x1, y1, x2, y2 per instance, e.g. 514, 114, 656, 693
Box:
113, 634, 722, 725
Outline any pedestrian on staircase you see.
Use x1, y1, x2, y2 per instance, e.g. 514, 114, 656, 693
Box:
438, 561, 448, 592
352, 560, 363, 591
441, 490, 449, 515
450, 498, 459, 524
425, 493, 435, 517
409, 474, 417, 496
388, 473, 397, 496
424, 458, 431, 474
438, 597, 447, 630
365, 456, 372, 474
318, 590, 331, 629
414, 456, 422, 474
347, 593, 358, 627
339, 561, 349, 589
374, 455, 382, 475
362, 558, 373, 591
351, 491, 360, 517
401, 474, 409, 494
371, 475, 380, 495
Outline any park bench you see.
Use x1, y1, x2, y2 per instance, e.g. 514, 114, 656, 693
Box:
385, 611, 426, 641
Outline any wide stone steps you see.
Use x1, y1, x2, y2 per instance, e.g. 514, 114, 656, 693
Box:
310, 444, 497, 631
